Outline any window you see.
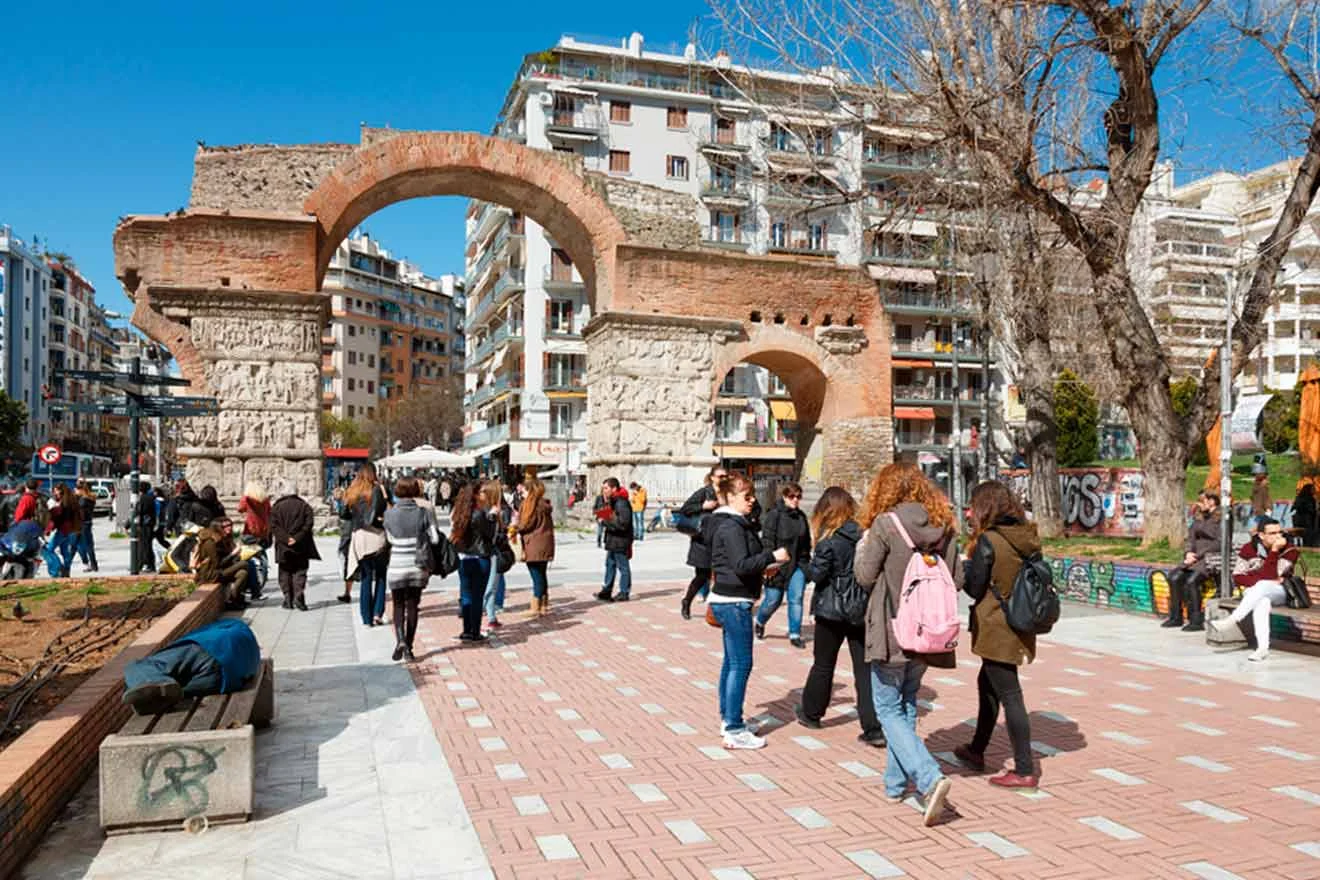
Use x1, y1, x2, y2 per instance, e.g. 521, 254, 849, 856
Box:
549, 300, 575, 334
322, 378, 333, 394
712, 211, 740, 244
770, 220, 788, 248
348, 325, 356, 337
550, 249, 574, 282
348, 405, 355, 418
666, 155, 689, 179
811, 128, 832, 156
367, 407, 375, 418
715, 408, 741, 440
609, 150, 631, 174
347, 350, 357, 365
367, 354, 375, 368
712, 164, 737, 192
667, 106, 688, 128
347, 377, 356, 391
610, 100, 632, 123
553, 145, 576, 154
807, 222, 827, 251
367, 380, 374, 393
770, 123, 792, 152
551, 403, 573, 438
715, 117, 736, 144
552, 93, 577, 126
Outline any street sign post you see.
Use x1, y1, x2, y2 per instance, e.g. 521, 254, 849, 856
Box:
37, 443, 62, 493
54, 358, 218, 574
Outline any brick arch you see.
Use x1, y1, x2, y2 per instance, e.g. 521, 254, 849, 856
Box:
303, 131, 628, 310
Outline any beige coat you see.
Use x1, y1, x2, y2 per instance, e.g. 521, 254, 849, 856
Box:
853, 501, 962, 668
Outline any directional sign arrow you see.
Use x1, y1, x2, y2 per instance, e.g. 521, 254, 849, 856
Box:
135, 395, 218, 408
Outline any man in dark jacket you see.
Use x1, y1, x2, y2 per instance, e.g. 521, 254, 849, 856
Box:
1162, 491, 1221, 632
678, 466, 725, 619
595, 477, 634, 602
270, 482, 320, 611
134, 484, 159, 573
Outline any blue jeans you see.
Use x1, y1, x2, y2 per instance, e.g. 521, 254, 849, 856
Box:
756, 567, 806, 637
870, 660, 943, 798
527, 561, 549, 599
596, 521, 605, 547
357, 554, 388, 624
712, 602, 754, 732
43, 531, 78, 578
77, 520, 98, 570
459, 556, 491, 636
124, 643, 222, 698
484, 561, 507, 620
633, 511, 645, 540
603, 550, 631, 597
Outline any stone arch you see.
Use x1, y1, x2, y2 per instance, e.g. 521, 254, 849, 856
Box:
711, 324, 890, 492
302, 131, 628, 310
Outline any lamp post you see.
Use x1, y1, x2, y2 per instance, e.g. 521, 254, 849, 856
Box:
1219, 271, 1238, 600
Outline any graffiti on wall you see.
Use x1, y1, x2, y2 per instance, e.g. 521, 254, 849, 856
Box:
1003, 468, 1146, 537
1048, 556, 1222, 618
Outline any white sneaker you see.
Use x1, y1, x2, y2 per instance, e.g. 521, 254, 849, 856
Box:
1248, 648, 1269, 662
722, 729, 766, 750
721, 720, 760, 735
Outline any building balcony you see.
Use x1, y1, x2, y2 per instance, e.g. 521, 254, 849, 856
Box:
862, 153, 935, 176
892, 384, 979, 404
467, 377, 517, 411
764, 184, 838, 208
543, 265, 585, 291
700, 182, 752, 207
864, 250, 939, 269
891, 341, 989, 363
702, 235, 752, 253
545, 109, 605, 141
767, 242, 837, 258
464, 421, 512, 450
467, 268, 525, 330
894, 432, 953, 450
544, 371, 588, 393
546, 322, 584, 339
1150, 239, 1235, 267
882, 290, 972, 315
697, 127, 752, 156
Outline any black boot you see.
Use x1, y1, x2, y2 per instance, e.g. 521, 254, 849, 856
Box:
1184, 576, 1206, 631
1161, 570, 1186, 627
680, 599, 692, 620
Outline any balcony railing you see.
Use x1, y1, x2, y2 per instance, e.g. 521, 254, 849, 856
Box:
544, 371, 587, 391
895, 432, 953, 448
893, 384, 979, 402
862, 151, 935, 174
883, 290, 972, 313
464, 421, 512, 450
546, 107, 605, 138
765, 184, 838, 206
467, 377, 515, 411
543, 265, 584, 288
865, 248, 939, 268
696, 126, 752, 153
1151, 240, 1235, 262
700, 181, 752, 204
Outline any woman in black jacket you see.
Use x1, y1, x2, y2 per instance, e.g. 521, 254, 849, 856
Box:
755, 483, 812, 646
794, 487, 884, 745
678, 466, 726, 619
709, 473, 789, 751
450, 483, 498, 641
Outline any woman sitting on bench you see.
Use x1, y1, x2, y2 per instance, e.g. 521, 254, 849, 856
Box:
1163, 491, 1221, 632
1211, 517, 1298, 662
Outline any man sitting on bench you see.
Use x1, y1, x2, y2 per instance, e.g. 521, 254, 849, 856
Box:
122, 618, 261, 715
1163, 491, 1222, 632
195, 516, 249, 610
1210, 517, 1299, 662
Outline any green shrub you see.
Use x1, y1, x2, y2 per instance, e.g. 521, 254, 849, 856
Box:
1055, 369, 1099, 467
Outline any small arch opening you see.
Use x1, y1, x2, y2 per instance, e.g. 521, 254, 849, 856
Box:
773, 312, 785, 325
750, 310, 762, 323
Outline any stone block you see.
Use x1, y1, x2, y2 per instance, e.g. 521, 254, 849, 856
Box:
1205, 599, 1248, 650
99, 726, 254, 832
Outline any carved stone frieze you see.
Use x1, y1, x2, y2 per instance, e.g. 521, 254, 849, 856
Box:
190, 314, 321, 359
813, 325, 868, 355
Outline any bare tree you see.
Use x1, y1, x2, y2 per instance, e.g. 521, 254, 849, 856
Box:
364, 380, 464, 457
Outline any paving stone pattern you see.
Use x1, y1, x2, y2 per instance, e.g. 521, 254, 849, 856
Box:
412, 581, 1320, 880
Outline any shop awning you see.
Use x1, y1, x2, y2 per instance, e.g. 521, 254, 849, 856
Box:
547, 83, 598, 97
894, 406, 936, 420
464, 440, 509, 460
868, 264, 938, 285
770, 400, 797, 421
892, 359, 935, 368
865, 123, 938, 143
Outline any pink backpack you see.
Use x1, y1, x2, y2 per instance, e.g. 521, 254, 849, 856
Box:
887, 513, 961, 653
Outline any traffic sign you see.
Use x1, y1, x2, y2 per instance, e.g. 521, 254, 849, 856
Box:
38, 443, 62, 466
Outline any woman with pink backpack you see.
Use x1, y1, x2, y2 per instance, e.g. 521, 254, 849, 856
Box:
953, 481, 1041, 789
854, 463, 962, 827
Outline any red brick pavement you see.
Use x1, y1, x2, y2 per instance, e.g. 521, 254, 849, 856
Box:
410, 583, 1320, 880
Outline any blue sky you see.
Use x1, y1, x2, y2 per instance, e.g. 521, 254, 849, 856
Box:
0, 1, 1298, 319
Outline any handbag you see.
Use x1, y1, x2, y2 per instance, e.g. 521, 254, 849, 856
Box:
494, 535, 516, 574
705, 604, 721, 627
812, 572, 869, 627
1282, 558, 1312, 609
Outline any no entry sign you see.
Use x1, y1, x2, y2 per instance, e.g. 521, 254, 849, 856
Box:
37, 443, 62, 466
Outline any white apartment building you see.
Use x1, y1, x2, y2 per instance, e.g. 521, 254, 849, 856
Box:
1135, 159, 1320, 389
322, 233, 465, 431
466, 32, 995, 478
0, 226, 50, 445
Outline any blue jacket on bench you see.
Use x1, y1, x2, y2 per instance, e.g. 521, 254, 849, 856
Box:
167, 618, 261, 694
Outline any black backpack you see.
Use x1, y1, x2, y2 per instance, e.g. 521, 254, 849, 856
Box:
991, 545, 1061, 635
1282, 558, 1313, 609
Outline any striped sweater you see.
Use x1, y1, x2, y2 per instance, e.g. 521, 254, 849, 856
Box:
383, 499, 441, 587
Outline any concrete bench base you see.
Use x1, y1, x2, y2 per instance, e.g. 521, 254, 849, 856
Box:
99, 658, 273, 833
100, 726, 254, 833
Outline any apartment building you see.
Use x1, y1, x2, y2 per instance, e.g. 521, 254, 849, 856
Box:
46, 258, 104, 451
322, 233, 465, 427
0, 226, 50, 445
465, 32, 997, 476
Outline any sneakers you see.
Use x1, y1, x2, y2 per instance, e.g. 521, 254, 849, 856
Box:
789, 636, 805, 649
1248, 648, 1269, 662
488, 618, 503, 629
754, 622, 766, 640
794, 705, 822, 730
953, 744, 986, 772
857, 729, 886, 747
989, 771, 1039, 790
722, 729, 767, 750
614, 594, 630, 602
403, 647, 417, 662
922, 776, 952, 826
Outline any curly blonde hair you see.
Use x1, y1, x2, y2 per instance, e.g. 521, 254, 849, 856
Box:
857, 463, 953, 530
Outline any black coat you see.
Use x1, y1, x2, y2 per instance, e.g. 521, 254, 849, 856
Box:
602, 494, 634, 552
803, 520, 862, 624
761, 500, 811, 586
709, 510, 776, 601
270, 495, 320, 569
681, 485, 718, 569
454, 507, 498, 557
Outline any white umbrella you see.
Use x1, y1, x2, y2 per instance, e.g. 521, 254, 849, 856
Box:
378, 444, 475, 469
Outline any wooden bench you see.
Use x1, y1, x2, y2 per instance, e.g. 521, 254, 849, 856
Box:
1209, 580, 1320, 653
99, 658, 274, 833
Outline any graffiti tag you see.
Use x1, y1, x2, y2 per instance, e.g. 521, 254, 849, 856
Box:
139, 745, 224, 814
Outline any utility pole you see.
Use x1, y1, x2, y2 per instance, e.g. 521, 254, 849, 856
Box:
1220, 273, 1236, 600
951, 315, 964, 529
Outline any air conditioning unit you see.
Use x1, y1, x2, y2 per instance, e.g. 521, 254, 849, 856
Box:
539, 93, 553, 107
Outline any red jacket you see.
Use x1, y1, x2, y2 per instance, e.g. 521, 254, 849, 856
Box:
1234, 538, 1299, 590
238, 496, 271, 539
13, 491, 38, 524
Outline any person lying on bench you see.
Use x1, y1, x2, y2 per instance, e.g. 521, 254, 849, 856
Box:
1210, 517, 1298, 662
121, 618, 261, 715
1162, 491, 1221, 632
